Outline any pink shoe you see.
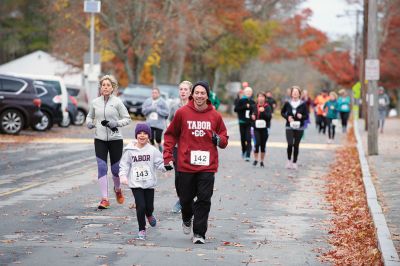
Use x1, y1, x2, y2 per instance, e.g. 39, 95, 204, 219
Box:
292, 163, 298, 170
286, 161, 293, 169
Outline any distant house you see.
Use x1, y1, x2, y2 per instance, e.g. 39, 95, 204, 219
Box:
0, 50, 83, 86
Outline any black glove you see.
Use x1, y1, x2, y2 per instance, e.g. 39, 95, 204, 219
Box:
212, 132, 221, 147
101, 120, 109, 127
165, 165, 173, 171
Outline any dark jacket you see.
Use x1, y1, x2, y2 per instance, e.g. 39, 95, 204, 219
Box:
281, 101, 309, 129
252, 103, 272, 129
234, 97, 256, 124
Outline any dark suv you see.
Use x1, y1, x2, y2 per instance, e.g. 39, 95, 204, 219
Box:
33, 81, 63, 131
120, 84, 152, 116
0, 74, 43, 134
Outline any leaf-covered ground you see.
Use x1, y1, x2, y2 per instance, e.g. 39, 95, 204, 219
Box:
321, 130, 383, 265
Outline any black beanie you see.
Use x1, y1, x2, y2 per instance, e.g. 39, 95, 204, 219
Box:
191, 81, 210, 97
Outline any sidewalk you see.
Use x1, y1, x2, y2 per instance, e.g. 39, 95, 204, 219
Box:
359, 118, 400, 254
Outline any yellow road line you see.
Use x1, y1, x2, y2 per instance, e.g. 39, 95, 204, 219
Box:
0, 181, 49, 197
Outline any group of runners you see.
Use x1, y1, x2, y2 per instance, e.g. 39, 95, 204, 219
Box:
86, 75, 381, 244
86, 75, 227, 243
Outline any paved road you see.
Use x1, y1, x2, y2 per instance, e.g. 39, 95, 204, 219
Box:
0, 117, 342, 265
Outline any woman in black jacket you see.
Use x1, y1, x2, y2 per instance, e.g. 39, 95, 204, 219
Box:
281, 86, 309, 170
234, 87, 255, 161
251, 92, 272, 167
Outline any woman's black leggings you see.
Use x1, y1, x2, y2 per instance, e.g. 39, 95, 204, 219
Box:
340, 112, 350, 129
150, 127, 163, 145
254, 128, 269, 153
239, 123, 252, 157
132, 188, 154, 231
326, 118, 336, 139
286, 129, 303, 163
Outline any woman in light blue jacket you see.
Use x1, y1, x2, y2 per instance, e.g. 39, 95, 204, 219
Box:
337, 89, 351, 133
141, 87, 169, 151
86, 75, 131, 209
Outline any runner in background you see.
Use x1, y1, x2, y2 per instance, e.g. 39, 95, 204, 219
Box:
169, 81, 193, 214
142, 87, 170, 152
251, 92, 272, 167
234, 86, 255, 161
378, 87, 390, 133
337, 89, 351, 133
323, 92, 339, 144
314, 90, 329, 134
281, 86, 309, 170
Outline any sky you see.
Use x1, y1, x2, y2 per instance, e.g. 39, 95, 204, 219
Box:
300, 0, 360, 39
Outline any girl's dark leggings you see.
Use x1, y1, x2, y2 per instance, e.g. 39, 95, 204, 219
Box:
285, 129, 303, 163
132, 188, 155, 231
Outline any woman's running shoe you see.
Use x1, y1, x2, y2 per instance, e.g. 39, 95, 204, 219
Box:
114, 188, 125, 204
253, 160, 258, 166
260, 161, 264, 168
98, 199, 110, 209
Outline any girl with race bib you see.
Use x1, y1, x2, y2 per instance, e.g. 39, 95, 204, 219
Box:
281, 86, 309, 170
251, 92, 272, 167
119, 123, 167, 240
323, 92, 339, 144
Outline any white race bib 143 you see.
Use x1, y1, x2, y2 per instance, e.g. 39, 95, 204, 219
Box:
131, 165, 151, 182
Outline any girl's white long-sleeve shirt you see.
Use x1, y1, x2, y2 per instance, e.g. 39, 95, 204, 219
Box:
119, 140, 166, 189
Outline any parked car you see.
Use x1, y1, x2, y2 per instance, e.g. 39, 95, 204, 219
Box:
33, 81, 63, 131
157, 84, 180, 108
0, 74, 44, 134
66, 85, 88, 126
120, 84, 152, 116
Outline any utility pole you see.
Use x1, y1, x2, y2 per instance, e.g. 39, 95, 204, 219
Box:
361, 0, 369, 125
366, 0, 379, 155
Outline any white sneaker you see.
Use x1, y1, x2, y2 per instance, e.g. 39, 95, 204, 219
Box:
193, 234, 205, 244
292, 163, 298, 170
285, 160, 293, 169
182, 220, 192, 235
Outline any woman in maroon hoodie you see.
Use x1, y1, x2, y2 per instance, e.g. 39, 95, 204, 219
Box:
163, 81, 228, 244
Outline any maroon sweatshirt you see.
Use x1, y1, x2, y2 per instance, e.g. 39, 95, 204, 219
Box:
163, 99, 228, 173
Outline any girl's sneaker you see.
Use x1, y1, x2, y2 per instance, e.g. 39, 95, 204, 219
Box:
98, 199, 110, 209
193, 234, 205, 244
147, 215, 157, 227
292, 163, 298, 170
285, 160, 293, 169
136, 230, 146, 240
260, 161, 264, 168
172, 200, 182, 213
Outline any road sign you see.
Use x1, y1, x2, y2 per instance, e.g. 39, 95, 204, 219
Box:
84, 1, 101, 13
365, 59, 380, 81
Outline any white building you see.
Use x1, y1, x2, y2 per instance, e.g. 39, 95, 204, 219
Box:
0, 50, 83, 86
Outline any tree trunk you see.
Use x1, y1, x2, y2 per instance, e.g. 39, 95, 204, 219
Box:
169, 15, 187, 84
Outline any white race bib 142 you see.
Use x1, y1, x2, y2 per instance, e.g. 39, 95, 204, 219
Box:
190, 151, 210, 166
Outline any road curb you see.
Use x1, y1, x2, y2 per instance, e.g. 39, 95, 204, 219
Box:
354, 120, 400, 266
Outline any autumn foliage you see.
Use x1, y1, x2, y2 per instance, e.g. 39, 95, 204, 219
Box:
321, 130, 382, 265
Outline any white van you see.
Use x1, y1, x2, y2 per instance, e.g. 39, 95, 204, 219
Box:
0, 73, 69, 126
